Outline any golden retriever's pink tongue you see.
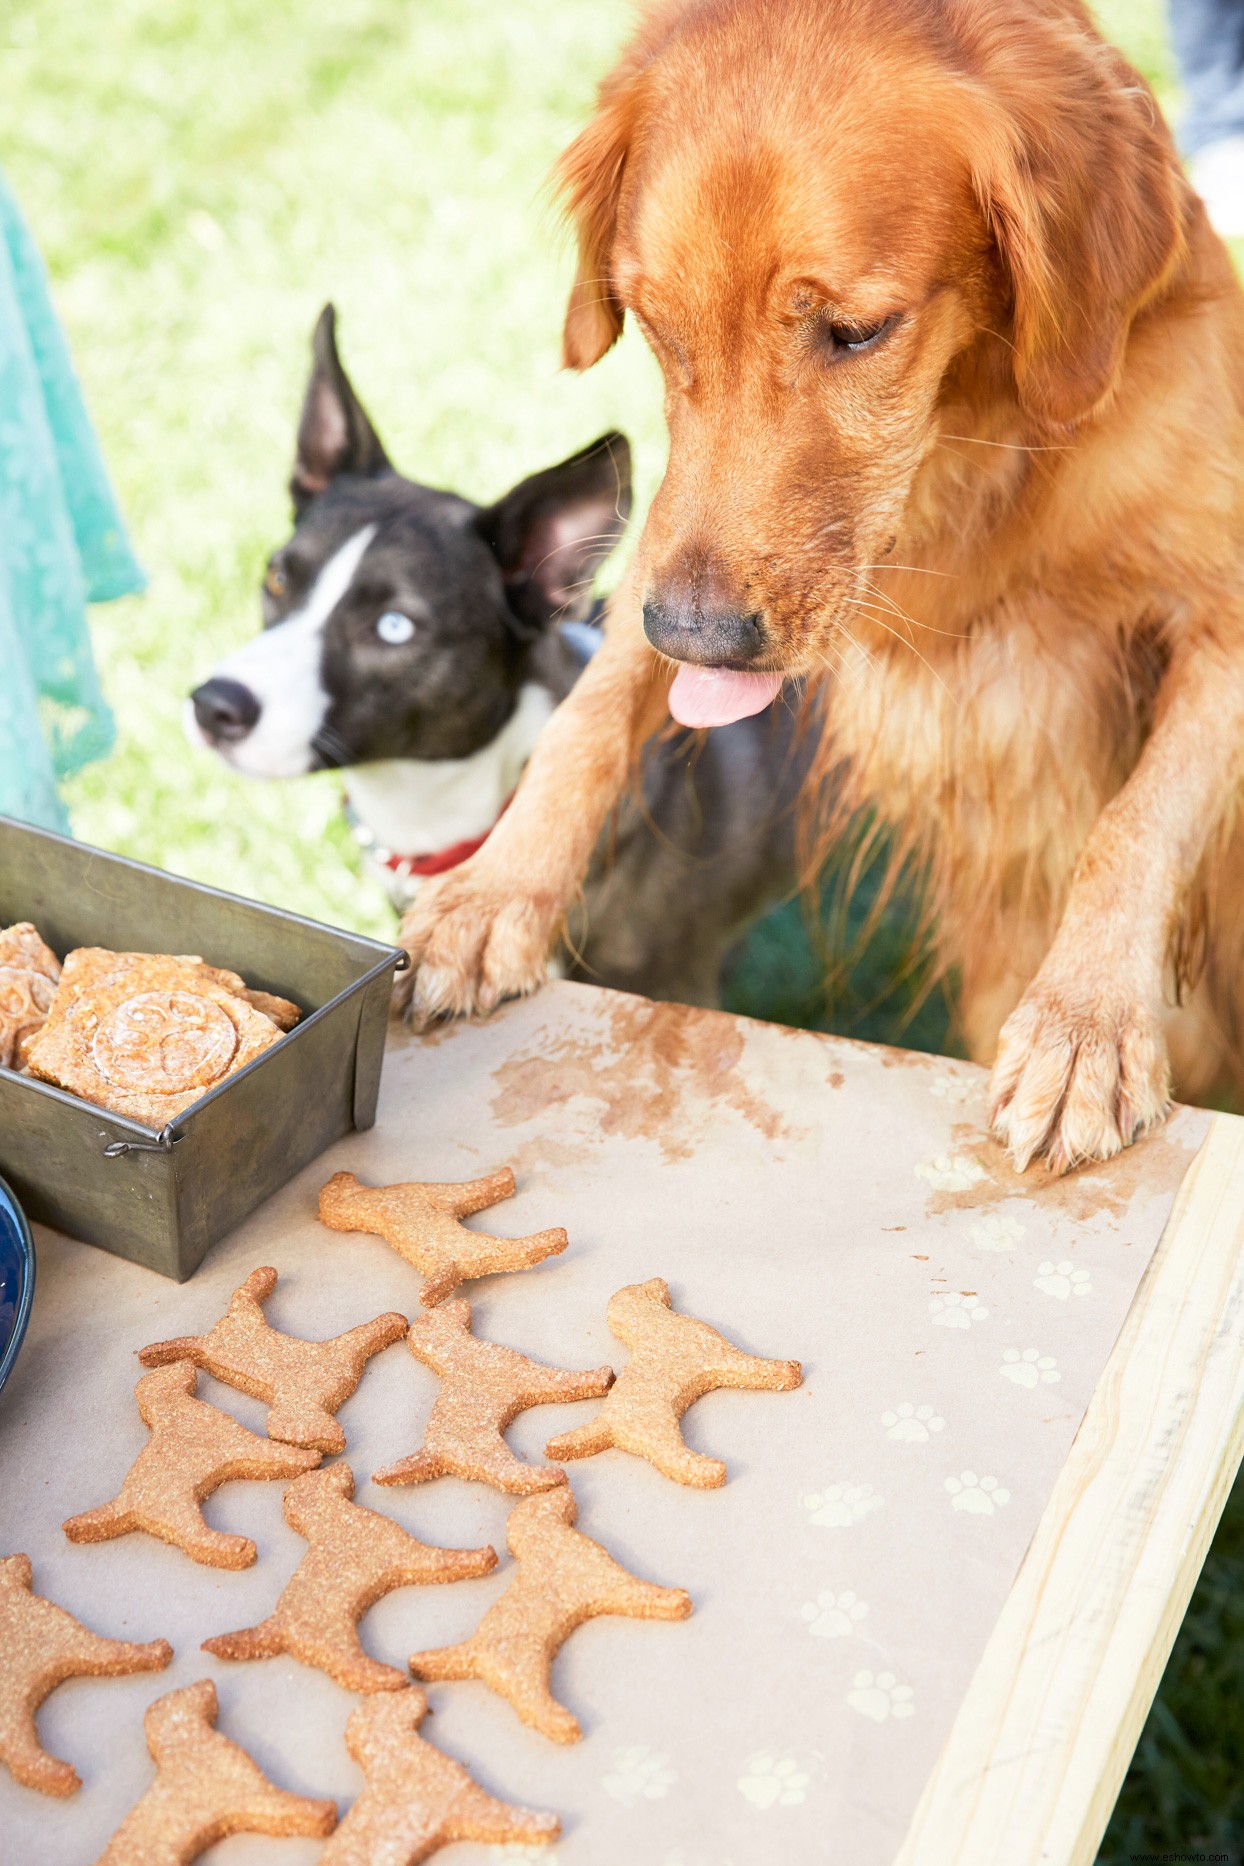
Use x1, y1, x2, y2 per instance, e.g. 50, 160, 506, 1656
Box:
669, 665, 784, 728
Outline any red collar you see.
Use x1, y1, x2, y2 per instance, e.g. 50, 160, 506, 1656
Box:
372, 792, 513, 879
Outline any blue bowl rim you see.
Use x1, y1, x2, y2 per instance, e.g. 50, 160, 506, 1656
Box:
0, 1169, 35, 1394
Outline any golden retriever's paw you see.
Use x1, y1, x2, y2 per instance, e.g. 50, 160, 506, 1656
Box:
988, 984, 1171, 1175
393, 868, 562, 1026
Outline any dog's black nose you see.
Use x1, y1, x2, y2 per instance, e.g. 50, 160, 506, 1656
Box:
190, 678, 260, 743
642, 599, 767, 667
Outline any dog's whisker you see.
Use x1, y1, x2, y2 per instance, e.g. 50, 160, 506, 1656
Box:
937, 432, 1073, 454
313, 725, 358, 769
842, 600, 956, 701
527, 535, 627, 588
855, 575, 939, 643
850, 595, 960, 642
832, 620, 885, 685
856, 577, 918, 642
853, 576, 964, 646
855, 563, 959, 579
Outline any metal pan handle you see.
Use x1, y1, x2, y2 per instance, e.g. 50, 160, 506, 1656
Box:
104, 1127, 183, 1157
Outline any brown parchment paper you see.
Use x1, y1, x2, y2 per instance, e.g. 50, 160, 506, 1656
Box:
0, 981, 1209, 1866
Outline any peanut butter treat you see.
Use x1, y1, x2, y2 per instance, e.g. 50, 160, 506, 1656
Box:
52, 947, 301, 1032
546, 1277, 803, 1488
138, 1267, 406, 1454
63, 1360, 321, 1569
180, 958, 301, 1031
372, 1298, 614, 1494
318, 1167, 568, 1306
203, 1463, 496, 1692
319, 1688, 559, 1864
0, 922, 60, 1069
180, 966, 299, 1033
409, 1486, 692, 1743
97, 1678, 337, 1864
230, 985, 301, 1030
0, 1554, 171, 1797
25, 951, 284, 1127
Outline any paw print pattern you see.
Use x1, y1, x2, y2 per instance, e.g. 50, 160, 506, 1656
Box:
882, 1403, 945, 1443
929, 1291, 988, 1329
945, 1471, 1010, 1515
970, 1212, 1026, 1252
1000, 1347, 1061, 1387
915, 1152, 987, 1192
928, 1069, 979, 1102
847, 1671, 915, 1724
601, 1747, 678, 1806
802, 1483, 884, 1529
736, 1753, 812, 1810
1034, 1260, 1093, 1300
801, 1589, 868, 1639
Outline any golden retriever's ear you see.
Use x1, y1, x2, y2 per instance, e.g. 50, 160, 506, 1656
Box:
554, 84, 637, 371
974, 43, 1187, 427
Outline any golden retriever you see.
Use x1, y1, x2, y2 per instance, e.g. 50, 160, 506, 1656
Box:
397, 0, 1244, 1174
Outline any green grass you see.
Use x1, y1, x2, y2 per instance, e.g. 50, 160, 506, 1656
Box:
4, 0, 662, 935
3, 0, 1242, 1853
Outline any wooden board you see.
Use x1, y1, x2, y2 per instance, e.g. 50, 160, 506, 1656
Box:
896, 1110, 1244, 1864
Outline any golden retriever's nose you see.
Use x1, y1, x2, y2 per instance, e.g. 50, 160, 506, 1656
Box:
642, 595, 768, 668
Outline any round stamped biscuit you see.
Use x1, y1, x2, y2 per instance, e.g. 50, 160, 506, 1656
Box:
0, 964, 57, 1023
0, 924, 62, 1069
91, 989, 239, 1094
24, 954, 283, 1124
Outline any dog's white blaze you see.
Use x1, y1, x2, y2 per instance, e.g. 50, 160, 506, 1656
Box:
345, 681, 554, 858
202, 524, 378, 778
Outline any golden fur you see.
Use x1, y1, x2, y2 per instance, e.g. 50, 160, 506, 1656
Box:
398, 0, 1244, 1173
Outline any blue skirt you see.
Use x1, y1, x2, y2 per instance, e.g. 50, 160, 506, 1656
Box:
0, 169, 143, 832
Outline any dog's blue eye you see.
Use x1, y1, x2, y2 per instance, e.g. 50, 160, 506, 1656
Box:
376, 611, 416, 645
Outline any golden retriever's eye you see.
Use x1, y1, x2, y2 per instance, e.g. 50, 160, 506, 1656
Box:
822, 314, 896, 358
264, 564, 287, 597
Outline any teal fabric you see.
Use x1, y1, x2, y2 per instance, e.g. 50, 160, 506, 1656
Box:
0, 170, 143, 832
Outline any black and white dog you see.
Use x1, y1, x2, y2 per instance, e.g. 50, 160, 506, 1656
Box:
187, 306, 805, 1005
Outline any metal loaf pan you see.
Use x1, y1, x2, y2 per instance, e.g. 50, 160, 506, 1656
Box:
0, 815, 405, 1280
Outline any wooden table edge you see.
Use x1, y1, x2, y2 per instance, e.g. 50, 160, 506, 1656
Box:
894, 1109, 1244, 1866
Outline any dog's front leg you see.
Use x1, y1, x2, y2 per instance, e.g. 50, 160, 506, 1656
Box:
395, 571, 669, 1022
990, 641, 1244, 1172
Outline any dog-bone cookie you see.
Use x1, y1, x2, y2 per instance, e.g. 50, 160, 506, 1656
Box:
139, 1266, 406, 1453
320, 1688, 559, 1864
319, 1167, 568, 1305
0, 1554, 171, 1797
0, 922, 60, 1069
409, 1486, 692, 1743
26, 953, 283, 1126
63, 1360, 321, 1569
97, 1677, 337, 1864
546, 1277, 802, 1487
372, 1298, 614, 1493
203, 1462, 496, 1692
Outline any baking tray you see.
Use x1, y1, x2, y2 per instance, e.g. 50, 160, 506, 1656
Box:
0, 814, 405, 1281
